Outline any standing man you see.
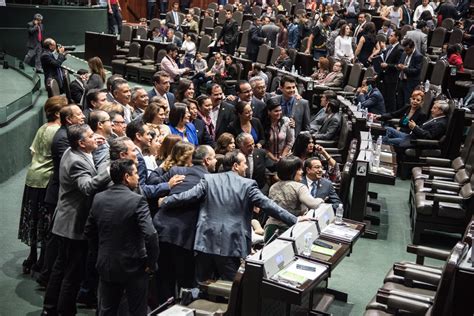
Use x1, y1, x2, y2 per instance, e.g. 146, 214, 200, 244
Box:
247, 16, 266, 63
396, 39, 423, 110
24, 13, 44, 73
160, 151, 305, 282
130, 87, 149, 119
160, 44, 190, 87
232, 81, 266, 121
217, 10, 239, 55
85, 159, 159, 315
40, 38, 67, 92
111, 78, 133, 123
148, 71, 175, 108
404, 21, 428, 55
42, 124, 110, 316
207, 83, 236, 140
89, 110, 113, 166
107, 0, 122, 35
166, 2, 183, 31
236, 133, 269, 190
305, 14, 332, 60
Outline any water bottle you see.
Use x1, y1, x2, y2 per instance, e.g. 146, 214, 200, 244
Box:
376, 135, 382, 156
303, 232, 313, 256
335, 204, 344, 225
424, 80, 430, 93
368, 113, 374, 125
357, 102, 362, 112
291, 65, 296, 74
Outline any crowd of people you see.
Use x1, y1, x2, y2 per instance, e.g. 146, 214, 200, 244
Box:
18, 0, 473, 314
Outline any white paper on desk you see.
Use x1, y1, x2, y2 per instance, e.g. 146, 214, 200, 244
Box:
380, 151, 393, 163
321, 223, 358, 242
273, 259, 326, 284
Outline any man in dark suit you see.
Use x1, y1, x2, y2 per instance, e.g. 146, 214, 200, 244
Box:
313, 99, 341, 140
236, 132, 269, 190
273, 48, 293, 72
396, 38, 423, 110
302, 157, 342, 211
274, 76, 311, 136
24, 13, 44, 73
152, 145, 217, 303
208, 83, 236, 140
250, 76, 273, 104
84, 159, 159, 316
217, 10, 239, 55
261, 17, 280, 48
247, 16, 266, 62
378, 30, 404, 113
69, 69, 88, 105
165, 2, 184, 30
42, 124, 110, 316
40, 38, 67, 91
160, 151, 303, 282
148, 71, 175, 108
355, 77, 386, 115
229, 81, 266, 121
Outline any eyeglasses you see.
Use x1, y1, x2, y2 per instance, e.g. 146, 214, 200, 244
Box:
112, 120, 126, 125
100, 119, 111, 123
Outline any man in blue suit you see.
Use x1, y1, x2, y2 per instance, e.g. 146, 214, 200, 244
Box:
148, 71, 176, 108
356, 77, 386, 115
396, 39, 423, 110
161, 151, 305, 282
302, 157, 342, 211
40, 38, 67, 92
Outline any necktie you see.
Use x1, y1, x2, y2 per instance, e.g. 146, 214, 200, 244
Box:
311, 181, 318, 197
384, 45, 393, 62
38, 25, 42, 42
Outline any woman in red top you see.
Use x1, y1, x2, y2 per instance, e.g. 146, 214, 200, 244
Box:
447, 44, 464, 72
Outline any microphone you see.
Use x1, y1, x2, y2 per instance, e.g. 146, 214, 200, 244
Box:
289, 225, 297, 238
259, 229, 280, 260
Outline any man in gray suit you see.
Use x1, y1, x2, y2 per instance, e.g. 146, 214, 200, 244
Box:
274, 75, 311, 136
404, 21, 428, 55
161, 151, 306, 282
313, 99, 341, 140
42, 124, 110, 316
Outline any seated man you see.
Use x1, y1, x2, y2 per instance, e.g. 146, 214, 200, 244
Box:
182, 13, 199, 33
160, 44, 190, 85
310, 90, 337, 132
273, 48, 293, 72
383, 99, 449, 148
316, 61, 344, 87
355, 77, 386, 115
313, 99, 341, 140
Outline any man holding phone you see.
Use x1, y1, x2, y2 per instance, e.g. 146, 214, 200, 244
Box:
355, 77, 386, 115
24, 13, 44, 73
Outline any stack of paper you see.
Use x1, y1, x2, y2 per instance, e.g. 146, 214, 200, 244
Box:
271, 259, 326, 287
321, 224, 359, 242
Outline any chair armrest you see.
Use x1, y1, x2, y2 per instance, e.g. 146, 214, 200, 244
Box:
430, 181, 462, 192
432, 193, 464, 204
386, 118, 400, 126
126, 57, 141, 62
313, 85, 342, 91
198, 280, 233, 298
113, 54, 127, 59
406, 244, 451, 264
410, 139, 440, 148
314, 139, 337, 147
393, 266, 441, 287
376, 290, 432, 314
422, 157, 453, 167
426, 168, 456, 179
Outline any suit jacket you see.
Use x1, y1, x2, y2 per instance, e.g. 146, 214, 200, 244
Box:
26, 21, 44, 48
227, 117, 265, 147
356, 88, 386, 115
70, 78, 85, 105
165, 11, 184, 29
404, 29, 427, 55
398, 50, 423, 85
137, 151, 170, 199
302, 177, 342, 210
262, 24, 280, 48
192, 118, 215, 146
319, 71, 344, 87
147, 89, 175, 109
274, 56, 292, 72
218, 19, 239, 45
44, 126, 69, 206
85, 184, 159, 282
379, 106, 427, 134
215, 101, 236, 140
411, 116, 448, 140
161, 171, 297, 258
51, 148, 110, 240
247, 23, 266, 56
153, 165, 209, 250
314, 113, 341, 140
40, 50, 67, 87
250, 97, 266, 121
379, 43, 403, 84
273, 95, 311, 136
246, 148, 269, 190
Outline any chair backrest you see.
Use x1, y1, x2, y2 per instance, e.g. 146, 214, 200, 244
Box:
175, 31, 183, 40
217, 10, 227, 25
201, 16, 214, 32
256, 44, 271, 65
338, 161, 353, 213
270, 46, 281, 65
288, 48, 297, 66
128, 42, 141, 57
233, 11, 243, 27
363, 66, 376, 80
239, 30, 249, 49
208, 56, 215, 70
62, 70, 72, 103
265, 71, 273, 91
156, 49, 167, 63
420, 56, 430, 83
213, 26, 223, 40
448, 28, 463, 45
337, 114, 351, 152
420, 90, 433, 116
143, 44, 156, 60
431, 242, 469, 315
429, 59, 448, 86
241, 20, 252, 32
463, 46, 474, 71
136, 26, 147, 39
441, 18, 455, 31
47, 78, 61, 97
344, 63, 363, 91
442, 105, 466, 158
119, 24, 133, 43
192, 7, 201, 17
429, 27, 447, 49
208, 2, 218, 11
149, 18, 160, 31
252, 5, 262, 16
198, 35, 212, 54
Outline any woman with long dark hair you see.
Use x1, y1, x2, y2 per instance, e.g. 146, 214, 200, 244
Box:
86, 56, 106, 90
354, 22, 376, 66
227, 101, 265, 148
175, 78, 195, 102
263, 97, 294, 162
168, 103, 199, 145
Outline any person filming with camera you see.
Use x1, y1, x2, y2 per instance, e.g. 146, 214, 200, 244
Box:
40, 38, 68, 95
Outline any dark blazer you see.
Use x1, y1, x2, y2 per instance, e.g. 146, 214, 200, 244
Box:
192, 118, 215, 146
356, 88, 386, 115
26, 21, 44, 48
85, 184, 159, 282
379, 43, 403, 84
147, 89, 175, 109
379, 106, 427, 134
40, 50, 67, 87
218, 19, 239, 45
70, 78, 85, 105
44, 126, 69, 206
314, 113, 341, 140
274, 56, 293, 72
247, 23, 266, 56
273, 95, 311, 136
51, 148, 110, 240
301, 177, 342, 211
250, 97, 266, 121
153, 165, 209, 250
398, 50, 423, 85
165, 11, 184, 29
262, 24, 280, 48
161, 171, 297, 258
244, 148, 268, 190
227, 117, 265, 147
215, 101, 236, 140
411, 116, 448, 140
136, 151, 170, 199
